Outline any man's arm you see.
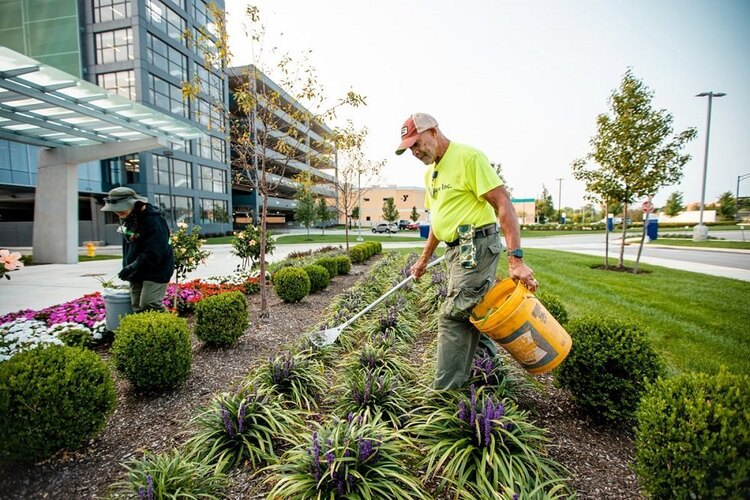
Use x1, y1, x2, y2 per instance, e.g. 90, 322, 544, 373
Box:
410, 229, 440, 279
483, 185, 538, 291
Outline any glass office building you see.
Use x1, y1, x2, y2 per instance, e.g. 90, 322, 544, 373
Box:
0, 0, 230, 246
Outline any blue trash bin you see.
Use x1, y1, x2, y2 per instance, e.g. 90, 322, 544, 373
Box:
419, 224, 430, 239
647, 218, 659, 241
606, 217, 614, 232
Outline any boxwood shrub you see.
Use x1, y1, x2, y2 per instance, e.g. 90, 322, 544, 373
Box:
273, 267, 311, 303
313, 257, 339, 279
194, 291, 249, 346
634, 369, 750, 499
349, 246, 365, 264
0, 345, 116, 462
555, 315, 662, 422
303, 264, 330, 293
333, 255, 352, 275
535, 290, 569, 325
112, 311, 192, 393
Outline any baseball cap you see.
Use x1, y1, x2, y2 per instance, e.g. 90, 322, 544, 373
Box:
395, 113, 438, 155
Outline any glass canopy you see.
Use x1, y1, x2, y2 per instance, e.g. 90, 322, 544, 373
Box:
0, 46, 203, 148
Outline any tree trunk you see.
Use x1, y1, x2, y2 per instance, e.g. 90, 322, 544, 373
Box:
345, 218, 350, 252
604, 202, 610, 269
618, 200, 628, 268
634, 203, 651, 274
259, 182, 269, 318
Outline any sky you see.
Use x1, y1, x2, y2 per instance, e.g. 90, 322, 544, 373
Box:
224, 0, 750, 210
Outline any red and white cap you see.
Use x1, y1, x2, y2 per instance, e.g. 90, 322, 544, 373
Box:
395, 113, 438, 155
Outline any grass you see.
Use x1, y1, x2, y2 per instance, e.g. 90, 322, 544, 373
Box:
79, 254, 121, 262
649, 239, 750, 250
272, 233, 422, 244
389, 247, 750, 376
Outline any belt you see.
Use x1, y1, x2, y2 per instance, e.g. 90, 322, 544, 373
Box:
446, 224, 498, 248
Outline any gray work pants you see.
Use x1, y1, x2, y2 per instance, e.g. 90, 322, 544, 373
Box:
434, 233, 501, 389
130, 280, 168, 313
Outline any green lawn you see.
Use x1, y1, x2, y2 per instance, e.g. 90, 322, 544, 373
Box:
650, 239, 750, 250
272, 234, 422, 244
390, 247, 750, 376
79, 254, 121, 262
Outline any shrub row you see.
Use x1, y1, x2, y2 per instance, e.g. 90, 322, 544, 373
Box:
349, 241, 382, 264
273, 256, 353, 303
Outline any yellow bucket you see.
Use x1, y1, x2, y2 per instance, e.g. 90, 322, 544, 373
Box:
470, 279, 572, 374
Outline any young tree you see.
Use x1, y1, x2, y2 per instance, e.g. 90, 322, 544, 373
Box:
316, 196, 333, 235
350, 206, 359, 229
382, 197, 399, 236
293, 175, 316, 236
186, 4, 365, 317
716, 191, 736, 221
572, 69, 697, 270
330, 121, 383, 250
664, 191, 684, 217
410, 206, 420, 223
535, 185, 555, 224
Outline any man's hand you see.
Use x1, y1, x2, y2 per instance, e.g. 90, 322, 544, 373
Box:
118, 264, 137, 282
410, 256, 430, 280
509, 259, 538, 292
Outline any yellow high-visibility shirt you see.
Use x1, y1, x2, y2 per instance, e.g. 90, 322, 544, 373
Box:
424, 142, 502, 242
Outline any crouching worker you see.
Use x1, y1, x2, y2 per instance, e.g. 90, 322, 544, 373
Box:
101, 187, 175, 312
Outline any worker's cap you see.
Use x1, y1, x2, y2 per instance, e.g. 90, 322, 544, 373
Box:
395, 113, 438, 155
101, 187, 147, 212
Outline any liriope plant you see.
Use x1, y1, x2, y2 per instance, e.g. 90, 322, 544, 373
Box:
339, 341, 416, 382
109, 448, 228, 499
265, 416, 429, 500
246, 351, 327, 411
407, 385, 571, 499
332, 369, 415, 428
184, 387, 306, 472
468, 349, 525, 399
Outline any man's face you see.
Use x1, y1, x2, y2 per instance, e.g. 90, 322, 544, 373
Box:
115, 206, 134, 219
409, 129, 438, 165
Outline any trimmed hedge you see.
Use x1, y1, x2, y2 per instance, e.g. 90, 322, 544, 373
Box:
635, 370, 750, 499
313, 257, 339, 280
112, 311, 192, 392
274, 267, 311, 303
194, 291, 249, 346
536, 291, 569, 325
555, 315, 663, 422
333, 255, 352, 275
0, 345, 116, 462
303, 264, 330, 293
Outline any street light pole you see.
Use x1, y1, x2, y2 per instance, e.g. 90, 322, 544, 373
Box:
738, 173, 750, 221
556, 177, 564, 223
356, 170, 363, 241
694, 91, 726, 241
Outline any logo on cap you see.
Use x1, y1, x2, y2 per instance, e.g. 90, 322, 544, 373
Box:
401, 126, 408, 137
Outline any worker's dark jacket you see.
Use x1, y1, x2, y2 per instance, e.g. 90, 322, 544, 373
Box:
120, 203, 174, 283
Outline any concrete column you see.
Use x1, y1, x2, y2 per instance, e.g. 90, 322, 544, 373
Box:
32, 162, 79, 264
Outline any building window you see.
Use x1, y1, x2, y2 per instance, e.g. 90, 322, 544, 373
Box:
153, 154, 192, 188
200, 198, 229, 224
93, 0, 132, 23
194, 97, 223, 131
146, 0, 186, 44
146, 34, 187, 81
200, 165, 226, 193
197, 135, 225, 163
95, 28, 134, 64
155, 193, 193, 226
363, 198, 370, 202
193, 0, 218, 37
147, 74, 186, 117
124, 154, 140, 183
195, 64, 224, 102
97, 70, 136, 100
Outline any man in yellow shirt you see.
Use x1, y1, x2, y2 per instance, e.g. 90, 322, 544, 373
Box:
396, 112, 538, 389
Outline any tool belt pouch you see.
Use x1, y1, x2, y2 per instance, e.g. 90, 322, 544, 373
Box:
457, 224, 478, 269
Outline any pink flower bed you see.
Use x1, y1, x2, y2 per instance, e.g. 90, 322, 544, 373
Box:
0, 292, 105, 329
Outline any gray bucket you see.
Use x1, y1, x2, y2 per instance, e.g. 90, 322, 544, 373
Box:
104, 290, 133, 332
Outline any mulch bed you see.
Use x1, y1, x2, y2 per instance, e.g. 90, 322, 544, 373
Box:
0, 257, 643, 499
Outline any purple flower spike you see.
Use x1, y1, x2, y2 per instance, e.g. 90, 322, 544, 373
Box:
146, 475, 154, 500
237, 401, 246, 434
469, 386, 477, 428
220, 404, 236, 439
457, 400, 468, 423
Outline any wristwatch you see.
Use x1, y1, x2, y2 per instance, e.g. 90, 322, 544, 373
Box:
508, 248, 524, 259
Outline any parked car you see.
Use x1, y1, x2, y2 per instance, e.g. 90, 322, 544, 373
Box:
372, 222, 399, 233
598, 217, 632, 225
406, 221, 425, 230
398, 219, 411, 230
